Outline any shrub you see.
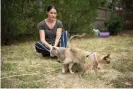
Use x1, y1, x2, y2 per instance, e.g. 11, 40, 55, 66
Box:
105, 15, 124, 35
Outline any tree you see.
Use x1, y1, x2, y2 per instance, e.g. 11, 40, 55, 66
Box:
1, 0, 41, 44
2, 0, 102, 45
42, 0, 101, 35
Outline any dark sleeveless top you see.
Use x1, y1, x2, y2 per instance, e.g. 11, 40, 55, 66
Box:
37, 20, 63, 45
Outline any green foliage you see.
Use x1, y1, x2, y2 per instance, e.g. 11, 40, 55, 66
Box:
100, 0, 113, 9
2, 0, 102, 45
42, 0, 101, 35
2, 0, 132, 44
105, 15, 124, 35
2, 0, 40, 44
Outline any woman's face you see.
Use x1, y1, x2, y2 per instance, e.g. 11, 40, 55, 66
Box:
47, 8, 57, 21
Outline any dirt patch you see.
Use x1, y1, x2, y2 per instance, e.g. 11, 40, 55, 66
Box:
1, 32, 133, 88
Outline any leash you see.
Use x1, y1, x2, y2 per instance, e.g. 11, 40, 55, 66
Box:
86, 52, 97, 62
81, 52, 97, 63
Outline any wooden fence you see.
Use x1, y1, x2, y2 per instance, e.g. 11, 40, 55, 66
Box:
122, 10, 133, 29
94, 8, 133, 31
93, 8, 112, 32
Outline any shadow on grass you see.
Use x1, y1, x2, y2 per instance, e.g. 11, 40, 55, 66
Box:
111, 75, 133, 88
111, 58, 133, 73
110, 57, 133, 88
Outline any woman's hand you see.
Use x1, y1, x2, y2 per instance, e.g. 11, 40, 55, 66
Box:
50, 46, 58, 57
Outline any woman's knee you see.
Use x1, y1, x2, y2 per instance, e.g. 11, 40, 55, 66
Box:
35, 42, 41, 53
35, 41, 50, 54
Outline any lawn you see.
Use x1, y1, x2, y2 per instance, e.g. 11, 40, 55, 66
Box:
1, 31, 133, 88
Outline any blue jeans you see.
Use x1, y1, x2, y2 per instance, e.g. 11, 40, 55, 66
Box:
35, 31, 68, 56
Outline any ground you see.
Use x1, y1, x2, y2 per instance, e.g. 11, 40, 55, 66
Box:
1, 30, 133, 88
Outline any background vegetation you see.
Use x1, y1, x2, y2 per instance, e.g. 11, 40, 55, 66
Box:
105, 14, 124, 35
2, 0, 132, 45
0, 0, 107, 45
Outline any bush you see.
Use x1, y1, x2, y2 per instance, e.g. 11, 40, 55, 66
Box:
2, 0, 103, 45
105, 15, 124, 35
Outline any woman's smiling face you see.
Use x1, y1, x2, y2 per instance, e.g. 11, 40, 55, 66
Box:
47, 8, 57, 21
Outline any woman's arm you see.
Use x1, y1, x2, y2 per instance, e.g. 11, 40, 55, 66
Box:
54, 28, 62, 47
39, 30, 52, 49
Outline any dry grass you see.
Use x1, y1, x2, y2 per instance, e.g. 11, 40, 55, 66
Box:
1, 31, 133, 88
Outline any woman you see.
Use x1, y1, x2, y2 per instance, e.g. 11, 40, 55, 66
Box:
35, 5, 68, 57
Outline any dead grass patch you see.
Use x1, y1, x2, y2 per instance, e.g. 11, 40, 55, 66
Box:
1, 32, 133, 88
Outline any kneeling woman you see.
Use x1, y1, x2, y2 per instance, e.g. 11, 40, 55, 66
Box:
35, 5, 68, 56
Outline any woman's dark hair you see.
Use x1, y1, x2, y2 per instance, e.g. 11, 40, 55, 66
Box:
47, 5, 56, 12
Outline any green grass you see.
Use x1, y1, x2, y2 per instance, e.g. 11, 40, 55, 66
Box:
1, 31, 133, 88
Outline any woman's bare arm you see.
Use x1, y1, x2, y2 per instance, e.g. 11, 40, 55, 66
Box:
54, 28, 62, 47
39, 30, 52, 49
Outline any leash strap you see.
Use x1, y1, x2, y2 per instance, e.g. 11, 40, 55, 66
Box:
87, 52, 96, 62
93, 53, 96, 61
